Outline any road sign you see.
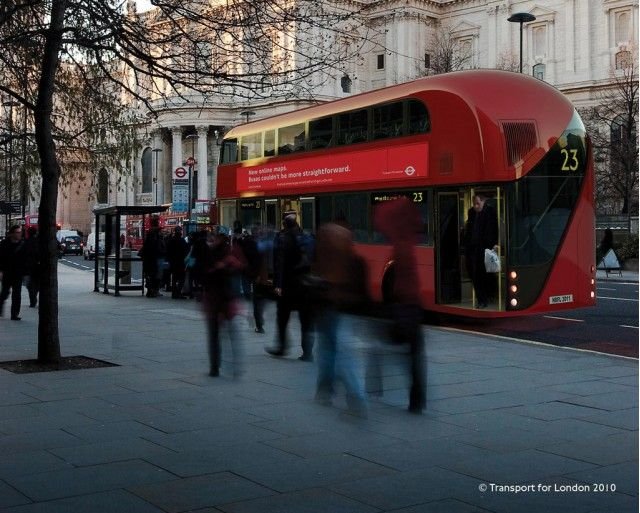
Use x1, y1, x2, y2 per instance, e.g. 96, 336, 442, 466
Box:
174, 167, 187, 179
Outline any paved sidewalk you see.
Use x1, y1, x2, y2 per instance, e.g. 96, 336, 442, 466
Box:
0, 265, 637, 513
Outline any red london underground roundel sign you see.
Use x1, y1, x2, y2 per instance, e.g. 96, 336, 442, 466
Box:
175, 167, 187, 179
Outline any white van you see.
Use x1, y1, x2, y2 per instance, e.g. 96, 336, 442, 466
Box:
83, 232, 105, 260
56, 229, 79, 243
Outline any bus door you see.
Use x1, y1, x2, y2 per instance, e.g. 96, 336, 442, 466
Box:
277, 197, 316, 234
435, 191, 463, 305
436, 187, 506, 311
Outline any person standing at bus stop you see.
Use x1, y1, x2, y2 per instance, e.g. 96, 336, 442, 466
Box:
140, 217, 166, 298
464, 193, 499, 309
0, 225, 26, 320
266, 211, 314, 362
167, 226, 189, 299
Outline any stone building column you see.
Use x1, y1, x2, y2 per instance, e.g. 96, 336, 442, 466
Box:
196, 125, 209, 200
152, 130, 163, 205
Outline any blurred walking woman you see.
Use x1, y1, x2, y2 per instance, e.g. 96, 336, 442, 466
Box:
203, 233, 246, 377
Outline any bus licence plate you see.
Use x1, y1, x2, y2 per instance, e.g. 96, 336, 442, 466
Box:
549, 294, 574, 305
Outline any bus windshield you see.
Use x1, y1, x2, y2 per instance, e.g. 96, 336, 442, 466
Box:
508, 110, 587, 267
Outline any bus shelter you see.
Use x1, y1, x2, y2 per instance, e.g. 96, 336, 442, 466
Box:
93, 205, 169, 296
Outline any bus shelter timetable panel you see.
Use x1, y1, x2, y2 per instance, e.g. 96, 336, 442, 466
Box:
236, 142, 429, 193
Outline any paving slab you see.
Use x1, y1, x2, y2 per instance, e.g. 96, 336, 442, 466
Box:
0, 265, 635, 513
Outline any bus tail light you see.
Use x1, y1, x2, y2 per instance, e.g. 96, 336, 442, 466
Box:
510, 298, 518, 307
510, 285, 518, 293
590, 291, 595, 299
509, 271, 518, 280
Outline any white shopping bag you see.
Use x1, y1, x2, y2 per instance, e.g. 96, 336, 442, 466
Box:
484, 248, 501, 273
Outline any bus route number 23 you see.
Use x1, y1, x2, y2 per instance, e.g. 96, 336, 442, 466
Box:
560, 148, 579, 171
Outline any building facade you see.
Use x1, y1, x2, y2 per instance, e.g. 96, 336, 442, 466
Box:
81, 0, 639, 222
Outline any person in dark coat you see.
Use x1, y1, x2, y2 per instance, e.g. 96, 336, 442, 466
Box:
141, 217, 166, 297
166, 226, 189, 299
266, 211, 314, 361
463, 193, 499, 309
23, 226, 40, 308
0, 225, 27, 320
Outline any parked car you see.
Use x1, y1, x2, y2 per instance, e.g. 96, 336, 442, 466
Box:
60, 235, 83, 256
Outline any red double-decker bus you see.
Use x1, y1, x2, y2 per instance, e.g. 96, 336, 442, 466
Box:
216, 70, 595, 317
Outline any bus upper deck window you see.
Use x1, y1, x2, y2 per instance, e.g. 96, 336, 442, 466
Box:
278, 123, 306, 154
221, 138, 238, 163
264, 130, 275, 156
407, 100, 430, 135
309, 116, 333, 150
372, 102, 404, 140
240, 133, 262, 160
338, 109, 368, 145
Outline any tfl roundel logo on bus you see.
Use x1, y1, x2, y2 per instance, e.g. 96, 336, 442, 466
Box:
404, 166, 416, 176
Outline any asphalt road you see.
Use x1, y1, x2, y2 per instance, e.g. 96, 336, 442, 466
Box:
438, 280, 639, 358
58, 255, 638, 358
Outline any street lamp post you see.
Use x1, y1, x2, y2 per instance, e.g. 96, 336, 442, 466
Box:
185, 133, 198, 217
152, 148, 162, 205
508, 12, 536, 73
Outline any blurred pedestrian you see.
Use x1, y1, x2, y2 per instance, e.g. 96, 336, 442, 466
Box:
374, 197, 426, 414
203, 233, 246, 377
313, 222, 369, 417
140, 217, 166, 297
237, 225, 268, 334
23, 226, 40, 308
0, 225, 26, 320
266, 211, 314, 361
167, 226, 189, 299
463, 193, 498, 308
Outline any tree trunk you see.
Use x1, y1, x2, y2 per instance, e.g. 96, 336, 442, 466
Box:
34, 0, 68, 364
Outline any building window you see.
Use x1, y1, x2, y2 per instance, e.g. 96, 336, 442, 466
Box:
141, 147, 152, 193
424, 53, 430, 69
615, 11, 631, 44
97, 168, 108, 204
533, 26, 547, 57
340, 74, 352, 93
533, 63, 545, 81
615, 50, 632, 70
376, 54, 385, 70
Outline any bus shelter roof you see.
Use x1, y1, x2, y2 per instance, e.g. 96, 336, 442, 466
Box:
93, 205, 169, 216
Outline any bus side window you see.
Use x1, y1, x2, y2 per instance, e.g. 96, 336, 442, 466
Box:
264, 130, 276, 156
309, 116, 333, 150
372, 102, 404, 140
407, 100, 430, 135
338, 109, 368, 146
221, 138, 238, 163
240, 133, 262, 161
278, 123, 306, 154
